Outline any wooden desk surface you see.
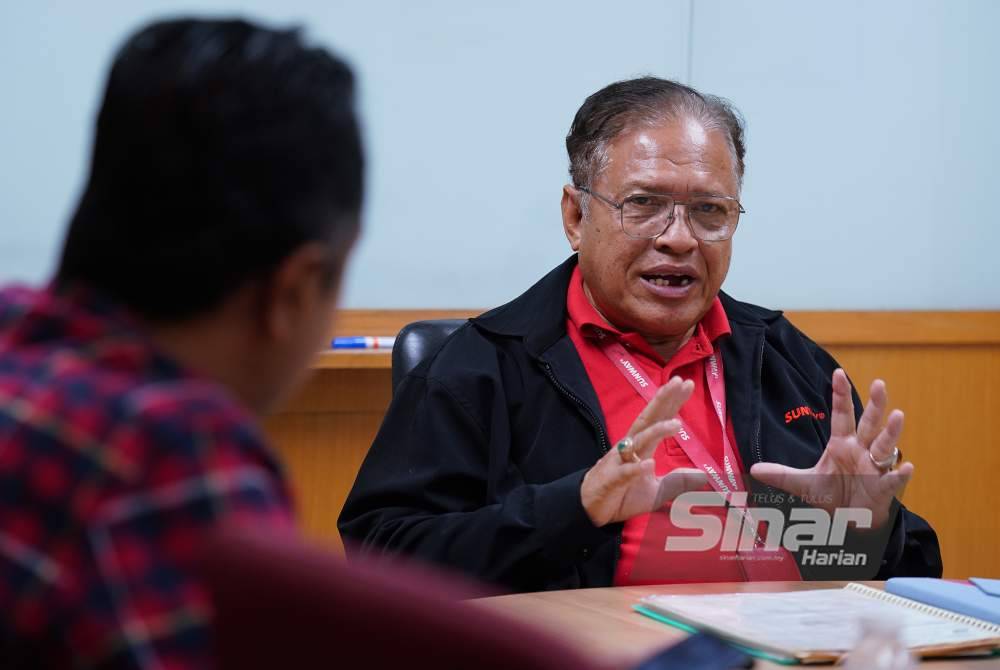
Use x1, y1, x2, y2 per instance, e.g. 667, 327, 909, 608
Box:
471, 581, 1000, 668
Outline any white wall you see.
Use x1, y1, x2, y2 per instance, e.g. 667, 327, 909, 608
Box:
693, 0, 1000, 310
1, 1, 996, 309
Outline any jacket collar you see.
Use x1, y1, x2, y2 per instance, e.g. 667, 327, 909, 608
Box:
472, 254, 784, 356
717, 290, 783, 328
472, 255, 578, 357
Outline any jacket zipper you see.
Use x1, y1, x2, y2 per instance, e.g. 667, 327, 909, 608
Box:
752, 334, 765, 465
540, 362, 609, 454
540, 362, 622, 569
739, 333, 769, 572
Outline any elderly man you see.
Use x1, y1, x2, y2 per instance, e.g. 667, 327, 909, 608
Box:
339, 77, 941, 591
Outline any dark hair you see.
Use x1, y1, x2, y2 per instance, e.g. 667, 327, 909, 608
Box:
566, 76, 746, 189
57, 18, 364, 321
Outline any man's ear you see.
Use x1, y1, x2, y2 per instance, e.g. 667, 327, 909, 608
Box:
260, 242, 335, 342
561, 184, 584, 251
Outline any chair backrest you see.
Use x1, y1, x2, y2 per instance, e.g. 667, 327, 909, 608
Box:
202, 528, 614, 670
391, 318, 467, 391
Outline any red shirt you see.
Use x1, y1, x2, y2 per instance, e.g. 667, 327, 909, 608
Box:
565, 267, 748, 585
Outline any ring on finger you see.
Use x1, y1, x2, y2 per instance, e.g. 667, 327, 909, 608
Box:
616, 437, 640, 464
869, 446, 900, 472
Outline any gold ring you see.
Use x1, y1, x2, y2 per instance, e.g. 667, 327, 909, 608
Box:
617, 437, 640, 464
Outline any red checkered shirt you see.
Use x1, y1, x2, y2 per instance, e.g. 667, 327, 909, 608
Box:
0, 284, 295, 669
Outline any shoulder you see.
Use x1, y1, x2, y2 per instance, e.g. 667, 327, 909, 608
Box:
721, 291, 816, 347
720, 291, 840, 379
0, 284, 39, 328
120, 377, 259, 442
401, 316, 520, 383
113, 379, 281, 483
404, 258, 578, 389
391, 317, 543, 435
15, 360, 284, 493
87, 379, 292, 538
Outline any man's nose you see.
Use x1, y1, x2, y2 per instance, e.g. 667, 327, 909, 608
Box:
652, 204, 699, 254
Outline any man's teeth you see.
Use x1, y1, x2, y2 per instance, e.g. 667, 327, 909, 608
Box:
648, 275, 693, 287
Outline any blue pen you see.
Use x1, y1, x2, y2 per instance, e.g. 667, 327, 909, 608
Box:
331, 336, 396, 350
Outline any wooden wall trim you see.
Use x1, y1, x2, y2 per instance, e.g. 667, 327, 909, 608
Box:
332, 309, 479, 339
784, 311, 1000, 346
331, 309, 1000, 346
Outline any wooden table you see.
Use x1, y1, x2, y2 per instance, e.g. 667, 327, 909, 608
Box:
471, 581, 1000, 668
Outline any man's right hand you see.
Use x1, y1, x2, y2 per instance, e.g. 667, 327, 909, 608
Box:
580, 376, 708, 527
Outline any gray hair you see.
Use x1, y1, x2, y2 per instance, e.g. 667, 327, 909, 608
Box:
566, 77, 746, 194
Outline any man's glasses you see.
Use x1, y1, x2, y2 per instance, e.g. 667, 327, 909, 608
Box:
578, 187, 745, 242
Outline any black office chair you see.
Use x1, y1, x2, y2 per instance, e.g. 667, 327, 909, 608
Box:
391, 319, 467, 391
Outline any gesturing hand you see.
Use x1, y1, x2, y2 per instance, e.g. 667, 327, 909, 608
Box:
750, 369, 913, 528
580, 377, 708, 527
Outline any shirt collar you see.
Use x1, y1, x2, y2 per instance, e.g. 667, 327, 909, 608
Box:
566, 265, 731, 359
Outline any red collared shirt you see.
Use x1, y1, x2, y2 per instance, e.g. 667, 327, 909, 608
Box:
565, 266, 748, 585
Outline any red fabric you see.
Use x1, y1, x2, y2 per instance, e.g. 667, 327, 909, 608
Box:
202, 529, 617, 670
565, 267, 750, 585
0, 285, 295, 668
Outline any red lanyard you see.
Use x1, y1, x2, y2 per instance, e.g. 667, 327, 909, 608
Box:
594, 330, 746, 496
593, 330, 803, 581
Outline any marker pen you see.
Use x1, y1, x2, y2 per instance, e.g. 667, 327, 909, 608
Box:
331, 336, 396, 350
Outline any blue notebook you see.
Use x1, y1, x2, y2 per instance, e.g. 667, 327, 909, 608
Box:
886, 578, 1000, 625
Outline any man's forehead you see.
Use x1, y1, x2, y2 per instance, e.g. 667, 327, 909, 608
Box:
599, 118, 738, 194
633, 117, 711, 154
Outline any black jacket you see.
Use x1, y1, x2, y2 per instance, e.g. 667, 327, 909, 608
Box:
339, 256, 942, 591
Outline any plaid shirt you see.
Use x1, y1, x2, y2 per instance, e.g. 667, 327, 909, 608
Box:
0, 285, 295, 669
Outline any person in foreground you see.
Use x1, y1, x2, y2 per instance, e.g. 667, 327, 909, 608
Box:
339, 77, 942, 591
0, 19, 362, 667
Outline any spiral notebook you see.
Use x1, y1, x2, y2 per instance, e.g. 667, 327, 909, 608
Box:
635, 583, 1000, 664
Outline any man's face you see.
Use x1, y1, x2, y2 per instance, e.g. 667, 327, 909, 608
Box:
562, 117, 739, 342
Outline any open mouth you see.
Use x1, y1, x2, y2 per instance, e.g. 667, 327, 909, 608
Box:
643, 273, 695, 287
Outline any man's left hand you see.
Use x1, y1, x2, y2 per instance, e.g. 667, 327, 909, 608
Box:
749, 368, 913, 528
